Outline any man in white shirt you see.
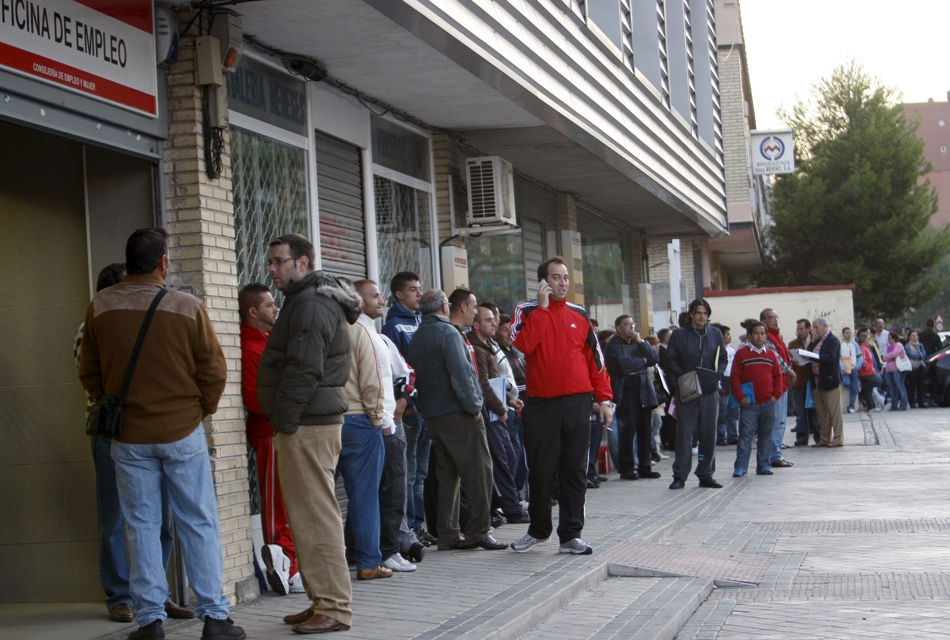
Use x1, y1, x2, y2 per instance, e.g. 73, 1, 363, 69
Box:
353, 279, 426, 573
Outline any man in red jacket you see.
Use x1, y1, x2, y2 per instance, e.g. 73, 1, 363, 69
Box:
509, 257, 614, 555
239, 283, 300, 596
761, 308, 796, 468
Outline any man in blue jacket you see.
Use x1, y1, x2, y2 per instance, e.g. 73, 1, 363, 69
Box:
812, 318, 844, 447
666, 298, 728, 490
407, 290, 507, 552
382, 272, 432, 543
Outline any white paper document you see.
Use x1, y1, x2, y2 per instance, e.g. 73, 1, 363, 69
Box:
488, 376, 507, 422
791, 348, 820, 365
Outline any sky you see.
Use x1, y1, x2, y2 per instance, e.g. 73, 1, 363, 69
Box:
738, 0, 950, 130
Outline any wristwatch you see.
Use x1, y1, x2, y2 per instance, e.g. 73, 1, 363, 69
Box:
601, 401, 616, 409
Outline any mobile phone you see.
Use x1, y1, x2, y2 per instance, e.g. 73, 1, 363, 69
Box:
540, 279, 548, 287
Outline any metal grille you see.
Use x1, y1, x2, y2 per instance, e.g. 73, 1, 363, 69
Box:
684, 0, 698, 137
231, 126, 309, 292
468, 158, 497, 220
374, 175, 434, 297
657, 0, 671, 109
522, 218, 544, 301
620, 0, 634, 70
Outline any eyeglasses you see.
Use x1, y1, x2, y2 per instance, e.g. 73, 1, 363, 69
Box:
267, 257, 295, 268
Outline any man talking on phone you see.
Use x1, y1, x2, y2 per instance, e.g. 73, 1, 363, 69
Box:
509, 257, 614, 555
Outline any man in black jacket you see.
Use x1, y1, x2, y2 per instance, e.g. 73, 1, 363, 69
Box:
257, 234, 361, 635
812, 317, 844, 447
666, 298, 728, 489
604, 315, 661, 481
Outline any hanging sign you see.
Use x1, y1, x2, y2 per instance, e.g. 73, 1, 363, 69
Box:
750, 129, 795, 175
0, 0, 158, 116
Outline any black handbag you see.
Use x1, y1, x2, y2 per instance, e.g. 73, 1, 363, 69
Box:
86, 287, 169, 438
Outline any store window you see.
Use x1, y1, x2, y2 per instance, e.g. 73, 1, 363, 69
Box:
374, 175, 434, 292
231, 126, 310, 289
467, 234, 527, 313
583, 241, 625, 325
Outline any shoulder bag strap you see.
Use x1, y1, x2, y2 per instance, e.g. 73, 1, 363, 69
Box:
118, 287, 169, 405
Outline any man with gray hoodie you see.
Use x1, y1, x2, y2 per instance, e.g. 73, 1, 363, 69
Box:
257, 234, 362, 635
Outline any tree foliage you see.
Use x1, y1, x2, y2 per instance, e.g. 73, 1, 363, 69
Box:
756, 62, 949, 319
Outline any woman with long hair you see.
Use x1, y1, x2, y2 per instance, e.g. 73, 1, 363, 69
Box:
882, 331, 909, 411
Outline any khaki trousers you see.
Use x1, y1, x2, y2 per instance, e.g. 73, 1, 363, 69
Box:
426, 412, 493, 548
815, 388, 844, 445
274, 423, 352, 627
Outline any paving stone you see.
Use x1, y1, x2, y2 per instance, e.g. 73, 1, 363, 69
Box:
602, 540, 772, 585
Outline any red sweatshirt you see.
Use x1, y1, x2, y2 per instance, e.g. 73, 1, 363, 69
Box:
511, 297, 612, 402
241, 322, 273, 439
730, 344, 783, 404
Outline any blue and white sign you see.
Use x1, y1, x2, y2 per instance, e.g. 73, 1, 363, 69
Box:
750, 129, 795, 175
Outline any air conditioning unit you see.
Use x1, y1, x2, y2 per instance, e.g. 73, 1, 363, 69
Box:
466, 156, 516, 227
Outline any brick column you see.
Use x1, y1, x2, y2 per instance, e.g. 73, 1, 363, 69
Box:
433, 133, 464, 248
163, 21, 256, 605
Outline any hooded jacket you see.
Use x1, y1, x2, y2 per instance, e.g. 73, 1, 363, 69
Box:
257, 271, 362, 433
382, 300, 422, 361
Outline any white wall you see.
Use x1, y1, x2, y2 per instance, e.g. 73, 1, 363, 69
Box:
708, 287, 855, 346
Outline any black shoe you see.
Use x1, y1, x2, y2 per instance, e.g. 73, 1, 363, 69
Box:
638, 469, 661, 479
650, 451, 662, 462
620, 472, 639, 480
405, 541, 426, 563
727, 440, 738, 445
586, 479, 600, 489
490, 515, 507, 528
772, 457, 794, 468
130, 620, 164, 640
596, 475, 608, 482
505, 511, 531, 524
416, 529, 437, 547
453, 535, 508, 550
716, 440, 727, 446
202, 617, 245, 640
669, 478, 686, 490
698, 477, 723, 489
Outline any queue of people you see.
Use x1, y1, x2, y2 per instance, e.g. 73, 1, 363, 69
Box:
80, 227, 941, 638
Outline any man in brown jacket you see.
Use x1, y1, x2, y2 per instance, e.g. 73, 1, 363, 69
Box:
469, 305, 528, 523
79, 228, 241, 640
788, 318, 819, 446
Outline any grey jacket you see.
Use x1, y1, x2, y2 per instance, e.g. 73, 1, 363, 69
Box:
407, 314, 483, 419
257, 271, 362, 433
667, 324, 728, 396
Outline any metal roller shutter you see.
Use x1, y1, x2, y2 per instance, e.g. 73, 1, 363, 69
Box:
522, 218, 544, 301
316, 131, 367, 280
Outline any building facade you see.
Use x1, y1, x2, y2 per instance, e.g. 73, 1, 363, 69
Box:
0, 0, 727, 604
905, 93, 950, 229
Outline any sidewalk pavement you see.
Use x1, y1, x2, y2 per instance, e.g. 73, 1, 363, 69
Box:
4, 407, 950, 639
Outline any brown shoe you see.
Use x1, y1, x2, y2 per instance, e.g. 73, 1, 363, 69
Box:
827, 442, 843, 448
284, 607, 315, 625
164, 600, 194, 619
811, 441, 827, 447
356, 566, 393, 581
109, 603, 134, 622
292, 612, 350, 634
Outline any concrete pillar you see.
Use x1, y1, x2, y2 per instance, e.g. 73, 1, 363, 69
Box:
163, 18, 256, 605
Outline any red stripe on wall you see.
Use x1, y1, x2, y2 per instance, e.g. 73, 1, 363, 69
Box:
73, 0, 154, 34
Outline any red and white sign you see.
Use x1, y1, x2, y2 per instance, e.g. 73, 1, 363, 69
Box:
0, 0, 158, 117
937, 315, 944, 331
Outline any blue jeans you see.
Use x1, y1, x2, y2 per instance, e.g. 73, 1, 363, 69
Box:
337, 414, 385, 570
403, 410, 430, 531
111, 425, 229, 626
717, 386, 739, 444
844, 368, 860, 410
93, 436, 173, 610
736, 401, 776, 474
769, 391, 788, 462
885, 370, 908, 410
588, 413, 604, 477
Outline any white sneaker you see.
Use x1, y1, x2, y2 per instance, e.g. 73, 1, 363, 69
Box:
288, 572, 306, 593
558, 538, 593, 555
262, 544, 290, 596
847, 407, 856, 413
691, 447, 699, 455
511, 533, 547, 553
382, 553, 417, 572
658, 451, 670, 460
